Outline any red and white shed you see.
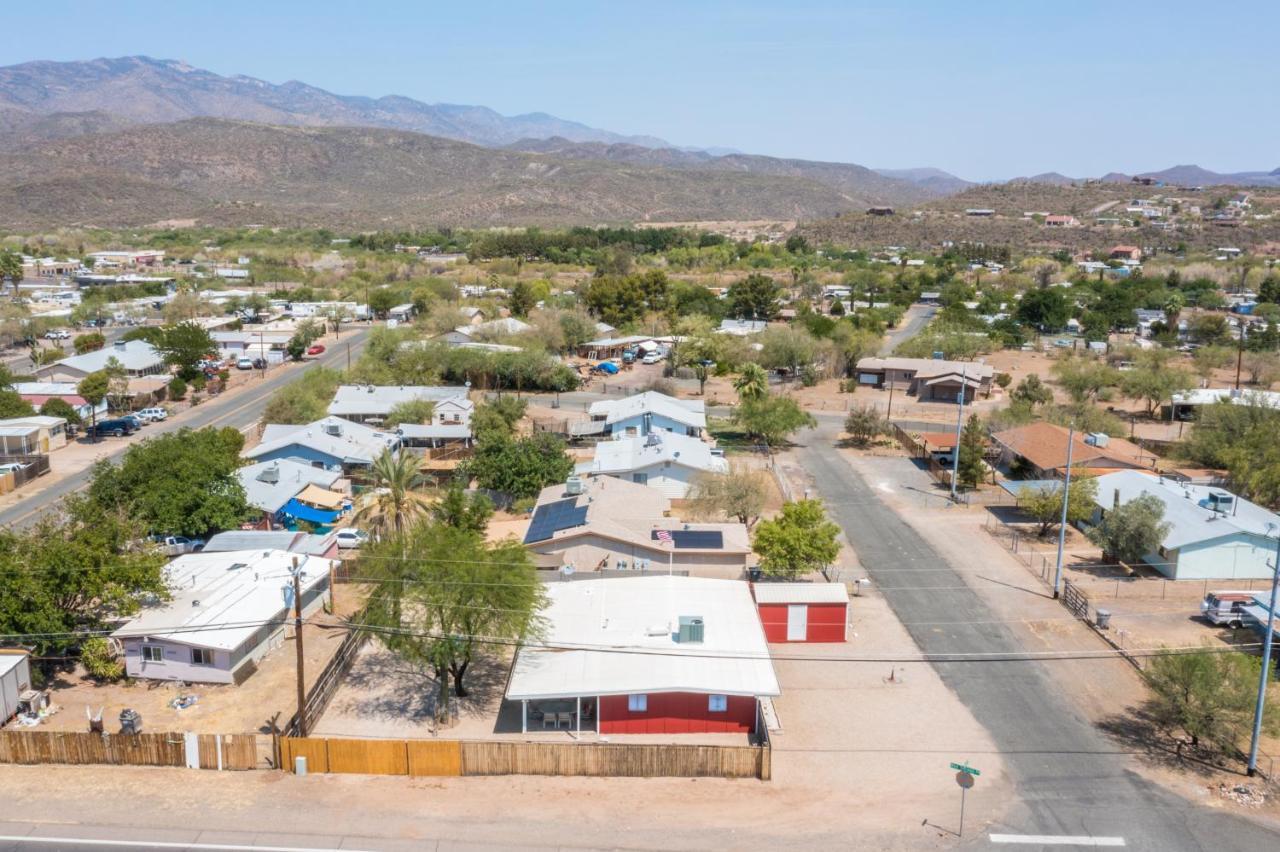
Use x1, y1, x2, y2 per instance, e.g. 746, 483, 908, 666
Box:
753, 582, 848, 643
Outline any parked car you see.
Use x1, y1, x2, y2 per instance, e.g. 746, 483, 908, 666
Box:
641, 352, 662, 365
334, 527, 369, 549
306, 344, 326, 356
136, 407, 168, 422
0, 462, 30, 474
120, 414, 146, 430
236, 357, 255, 370
252, 357, 268, 370
1200, 591, 1257, 628
150, 535, 205, 557
43, 329, 70, 340
88, 418, 137, 438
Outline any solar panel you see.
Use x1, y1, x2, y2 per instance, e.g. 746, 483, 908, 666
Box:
524, 498, 588, 544
650, 529, 724, 549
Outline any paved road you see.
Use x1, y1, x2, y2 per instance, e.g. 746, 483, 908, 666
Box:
798, 422, 1280, 850
0, 328, 370, 529
879, 304, 936, 356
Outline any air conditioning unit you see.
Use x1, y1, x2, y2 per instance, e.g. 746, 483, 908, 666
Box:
677, 615, 704, 644
324, 423, 342, 436
565, 476, 584, 495
1084, 432, 1109, 447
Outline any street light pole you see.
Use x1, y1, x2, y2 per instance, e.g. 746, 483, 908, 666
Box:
949, 366, 968, 504
1053, 423, 1076, 599
291, 557, 308, 738
1247, 530, 1280, 777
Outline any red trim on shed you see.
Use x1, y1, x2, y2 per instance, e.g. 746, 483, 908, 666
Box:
599, 692, 757, 734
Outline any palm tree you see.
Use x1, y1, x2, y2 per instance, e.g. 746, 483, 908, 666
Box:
734, 363, 769, 402
354, 449, 429, 536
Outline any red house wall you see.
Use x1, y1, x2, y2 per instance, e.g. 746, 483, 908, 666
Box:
599, 692, 757, 734
757, 602, 846, 643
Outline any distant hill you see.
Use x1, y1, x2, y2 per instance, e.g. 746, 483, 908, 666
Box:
0, 107, 135, 150
872, 167, 972, 195
0, 119, 871, 229
1014, 172, 1079, 187
0, 56, 672, 149
505, 137, 942, 204
1134, 164, 1280, 187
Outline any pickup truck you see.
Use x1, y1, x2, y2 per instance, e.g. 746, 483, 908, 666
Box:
88, 418, 138, 438
151, 535, 205, 557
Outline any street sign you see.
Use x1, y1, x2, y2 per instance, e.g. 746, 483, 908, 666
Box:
949, 762, 980, 776
955, 771, 975, 789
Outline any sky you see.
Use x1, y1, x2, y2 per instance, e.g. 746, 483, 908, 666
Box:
6, 1, 1279, 181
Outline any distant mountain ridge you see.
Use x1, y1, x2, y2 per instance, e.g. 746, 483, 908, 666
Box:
0, 56, 673, 148
0, 118, 874, 229
1016, 164, 1280, 188
872, 167, 973, 195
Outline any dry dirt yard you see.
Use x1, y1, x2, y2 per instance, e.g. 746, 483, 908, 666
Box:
15, 587, 371, 736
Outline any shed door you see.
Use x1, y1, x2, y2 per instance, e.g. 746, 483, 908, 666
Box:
786, 604, 808, 641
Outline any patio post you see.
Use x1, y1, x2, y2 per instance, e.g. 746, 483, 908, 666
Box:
576, 696, 581, 733
522, 699, 527, 734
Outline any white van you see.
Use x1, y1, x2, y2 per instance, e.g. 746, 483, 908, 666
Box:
1200, 591, 1256, 628
137, 407, 168, 422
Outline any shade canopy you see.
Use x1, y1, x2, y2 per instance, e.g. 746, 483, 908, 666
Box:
295, 484, 346, 510
282, 498, 341, 525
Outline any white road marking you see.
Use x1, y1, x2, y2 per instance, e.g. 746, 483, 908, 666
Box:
990, 835, 1125, 847
0, 836, 375, 852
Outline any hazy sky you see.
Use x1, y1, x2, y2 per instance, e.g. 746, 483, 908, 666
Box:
8, 1, 1278, 181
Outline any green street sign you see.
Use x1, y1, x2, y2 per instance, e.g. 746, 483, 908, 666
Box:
950, 762, 980, 776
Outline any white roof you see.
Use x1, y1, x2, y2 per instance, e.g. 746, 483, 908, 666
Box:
1170, 388, 1280, 410
751, 582, 848, 604
44, 340, 163, 374
0, 415, 66, 429
717, 319, 767, 336
474, 317, 531, 336
398, 423, 471, 440
587, 391, 706, 430
1091, 471, 1280, 550
583, 334, 657, 348
327, 385, 467, 418
112, 550, 335, 652
505, 576, 780, 701
855, 356, 995, 380
236, 459, 342, 513
0, 651, 27, 677
581, 431, 727, 477
248, 417, 398, 465
13, 382, 81, 396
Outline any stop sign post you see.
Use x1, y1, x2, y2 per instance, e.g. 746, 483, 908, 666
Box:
950, 762, 979, 837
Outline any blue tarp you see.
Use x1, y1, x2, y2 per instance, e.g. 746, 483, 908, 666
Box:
596, 361, 619, 374
282, 498, 341, 525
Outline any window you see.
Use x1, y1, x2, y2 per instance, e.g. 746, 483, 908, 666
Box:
632, 473, 648, 485
627, 694, 648, 712
708, 694, 728, 713
191, 648, 214, 666
141, 645, 164, 663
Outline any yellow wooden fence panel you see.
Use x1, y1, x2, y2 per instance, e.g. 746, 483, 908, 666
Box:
406, 740, 462, 776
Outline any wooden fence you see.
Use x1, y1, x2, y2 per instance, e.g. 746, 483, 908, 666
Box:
281, 608, 372, 738
0, 730, 258, 770
280, 736, 768, 780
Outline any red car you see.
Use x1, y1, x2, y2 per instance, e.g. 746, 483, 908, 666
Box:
306, 344, 326, 355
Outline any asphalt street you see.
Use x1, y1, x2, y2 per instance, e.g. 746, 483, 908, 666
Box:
798, 422, 1280, 850
0, 327, 370, 529
879, 304, 937, 355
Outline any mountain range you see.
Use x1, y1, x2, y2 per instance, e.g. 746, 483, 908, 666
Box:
1016, 165, 1280, 188
0, 55, 1275, 231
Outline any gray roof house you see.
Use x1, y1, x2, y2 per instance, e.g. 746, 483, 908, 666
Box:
36, 339, 166, 382
327, 385, 469, 423
247, 417, 400, 471
235, 458, 343, 516
1089, 471, 1280, 580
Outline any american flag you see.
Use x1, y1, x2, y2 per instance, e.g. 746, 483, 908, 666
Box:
655, 529, 673, 543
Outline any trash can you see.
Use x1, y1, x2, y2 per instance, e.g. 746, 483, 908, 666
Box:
1095, 609, 1112, 629
295, 756, 308, 776
119, 708, 142, 734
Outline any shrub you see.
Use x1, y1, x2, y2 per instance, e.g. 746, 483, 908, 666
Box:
168, 377, 187, 400
81, 637, 124, 681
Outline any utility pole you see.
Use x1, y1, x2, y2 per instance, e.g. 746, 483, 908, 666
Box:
346, 342, 351, 371
291, 557, 308, 737
886, 380, 896, 421
949, 366, 968, 504
258, 329, 265, 379
1247, 529, 1280, 776
1053, 423, 1076, 599
1236, 322, 1246, 390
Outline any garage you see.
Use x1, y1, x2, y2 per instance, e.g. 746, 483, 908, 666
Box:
752, 583, 848, 643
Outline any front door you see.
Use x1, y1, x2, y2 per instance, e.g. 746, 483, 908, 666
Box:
786, 604, 808, 641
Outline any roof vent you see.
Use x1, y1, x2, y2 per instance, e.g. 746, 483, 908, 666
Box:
257, 463, 280, 484
191, 599, 201, 608
324, 422, 342, 436
645, 623, 669, 637
677, 615, 704, 644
